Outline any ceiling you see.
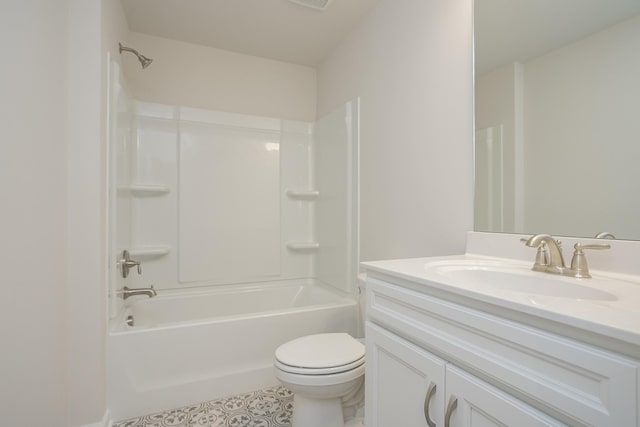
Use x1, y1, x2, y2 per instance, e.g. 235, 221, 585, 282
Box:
475, 0, 640, 75
122, 0, 640, 74
121, 0, 378, 67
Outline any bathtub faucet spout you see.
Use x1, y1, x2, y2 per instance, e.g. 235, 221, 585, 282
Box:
120, 285, 157, 300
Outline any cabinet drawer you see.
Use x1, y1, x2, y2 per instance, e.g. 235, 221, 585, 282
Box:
367, 277, 638, 427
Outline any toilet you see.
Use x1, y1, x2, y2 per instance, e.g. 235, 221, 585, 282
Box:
274, 333, 365, 427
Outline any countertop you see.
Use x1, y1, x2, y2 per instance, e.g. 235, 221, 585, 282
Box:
363, 253, 640, 351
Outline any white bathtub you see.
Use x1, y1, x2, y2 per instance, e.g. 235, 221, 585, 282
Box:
107, 280, 358, 421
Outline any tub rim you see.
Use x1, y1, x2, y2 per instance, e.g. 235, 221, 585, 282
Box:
109, 279, 357, 334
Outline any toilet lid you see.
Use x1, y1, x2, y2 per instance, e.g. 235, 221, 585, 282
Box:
275, 333, 365, 369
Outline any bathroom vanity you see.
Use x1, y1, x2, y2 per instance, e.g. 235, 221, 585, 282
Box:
362, 235, 640, 427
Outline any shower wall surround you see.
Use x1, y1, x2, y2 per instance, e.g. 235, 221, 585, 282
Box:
315, 101, 359, 294
179, 111, 283, 284
109, 61, 134, 320
110, 100, 359, 318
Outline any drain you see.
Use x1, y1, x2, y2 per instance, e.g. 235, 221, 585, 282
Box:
126, 315, 135, 327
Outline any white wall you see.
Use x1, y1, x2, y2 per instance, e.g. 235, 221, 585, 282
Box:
523, 15, 640, 238
317, 0, 474, 261
102, 0, 130, 57
0, 2, 69, 425
66, 0, 112, 425
1, 1, 121, 424
65, 1, 131, 425
122, 32, 317, 122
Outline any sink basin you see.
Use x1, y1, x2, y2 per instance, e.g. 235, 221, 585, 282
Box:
423, 259, 618, 301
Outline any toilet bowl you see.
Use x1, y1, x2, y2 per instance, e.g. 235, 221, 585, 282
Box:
274, 333, 365, 427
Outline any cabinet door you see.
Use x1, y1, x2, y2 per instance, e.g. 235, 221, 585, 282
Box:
445, 365, 566, 427
366, 322, 446, 427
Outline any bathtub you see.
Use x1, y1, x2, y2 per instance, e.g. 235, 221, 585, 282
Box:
107, 279, 358, 421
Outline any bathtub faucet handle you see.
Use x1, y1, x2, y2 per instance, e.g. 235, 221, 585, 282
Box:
120, 250, 142, 278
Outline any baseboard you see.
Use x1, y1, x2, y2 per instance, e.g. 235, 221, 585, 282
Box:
80, 410, 112, 427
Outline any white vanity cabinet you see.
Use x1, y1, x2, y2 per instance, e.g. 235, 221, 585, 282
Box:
366, 323, 563, 427
364, 273, 640, 427
366, 322, 446, 427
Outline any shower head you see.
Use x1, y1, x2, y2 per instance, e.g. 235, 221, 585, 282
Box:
119, 43, 153, 69
138, 55, 153, 69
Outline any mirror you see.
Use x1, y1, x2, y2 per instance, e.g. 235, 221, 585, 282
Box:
474, 0, 640, 240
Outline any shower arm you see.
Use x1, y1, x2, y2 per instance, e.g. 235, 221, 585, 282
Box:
119, 43, 137, 55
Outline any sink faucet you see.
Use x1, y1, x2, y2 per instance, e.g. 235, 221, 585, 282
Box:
120, 285, 157, 300
524, 234, 566, 274
523, 235, 610, 278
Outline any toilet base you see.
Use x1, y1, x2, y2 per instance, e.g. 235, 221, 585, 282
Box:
291, 394, 344, 427
279, 375, 364, 427
292, 394, 345, 427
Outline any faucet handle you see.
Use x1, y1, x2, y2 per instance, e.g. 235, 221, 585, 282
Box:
533, 242, 549, 269
521, 238, 549, 270
569, 243, 611, 278
577, 243, 611, 251
120, 250, 142, 278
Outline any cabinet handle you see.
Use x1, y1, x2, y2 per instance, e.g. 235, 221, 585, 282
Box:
444, 395, 458, 427
423, 382, 437, 427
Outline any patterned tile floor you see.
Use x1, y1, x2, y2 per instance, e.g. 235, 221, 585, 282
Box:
114, 386, 294, 427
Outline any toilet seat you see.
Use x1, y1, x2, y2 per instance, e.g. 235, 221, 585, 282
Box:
275, 355, 365, 375
275, 333, 365, 375
275, 359, 365, 387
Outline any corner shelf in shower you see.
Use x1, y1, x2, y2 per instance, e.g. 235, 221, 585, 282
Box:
129, 245, 171, 258
286, 189, 319, 200
118, 184, 170, 196
286, 242, 320, 251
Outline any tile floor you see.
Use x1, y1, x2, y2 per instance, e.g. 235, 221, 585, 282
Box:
113, 386, 294, 427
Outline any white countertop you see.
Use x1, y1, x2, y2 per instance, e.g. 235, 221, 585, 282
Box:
363, 253, 640, 350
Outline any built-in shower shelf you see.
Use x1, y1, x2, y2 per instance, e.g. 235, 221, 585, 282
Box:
119, 184, 170, 196
286, 189, 319, 200
129, 245, 171, 258
286, 242, 320, 250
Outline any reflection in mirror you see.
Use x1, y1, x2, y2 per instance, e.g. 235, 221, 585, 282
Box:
474, 0, 640, 240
